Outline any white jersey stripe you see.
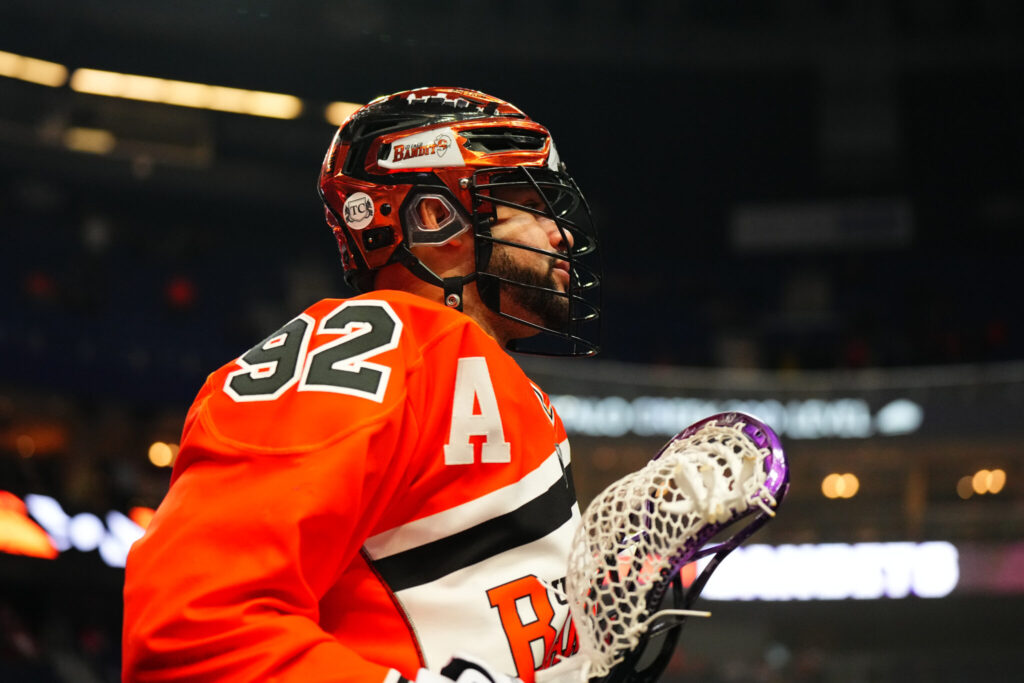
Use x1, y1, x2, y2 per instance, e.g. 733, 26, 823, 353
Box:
366, 448, 568, 560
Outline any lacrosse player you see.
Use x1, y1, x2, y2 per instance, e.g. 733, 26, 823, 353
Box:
122, 87, 600, 683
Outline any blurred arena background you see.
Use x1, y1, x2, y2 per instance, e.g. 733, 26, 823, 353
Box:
2, 1, 1022, 681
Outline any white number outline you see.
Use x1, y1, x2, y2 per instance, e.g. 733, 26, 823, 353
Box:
223, 314, 315, 402
297, 300, 403, 403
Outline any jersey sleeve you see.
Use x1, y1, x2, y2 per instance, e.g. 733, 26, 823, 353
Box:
122, 299, 426, 682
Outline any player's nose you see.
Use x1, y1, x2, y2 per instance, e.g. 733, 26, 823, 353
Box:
541, 215, 573, 251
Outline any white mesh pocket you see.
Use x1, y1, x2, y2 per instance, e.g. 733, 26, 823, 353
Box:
564, 417, 781, 680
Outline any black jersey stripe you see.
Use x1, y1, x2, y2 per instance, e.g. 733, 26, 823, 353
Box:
370, 469, 576, 592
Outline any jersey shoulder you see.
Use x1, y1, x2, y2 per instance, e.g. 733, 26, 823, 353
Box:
192, 291, 476, 452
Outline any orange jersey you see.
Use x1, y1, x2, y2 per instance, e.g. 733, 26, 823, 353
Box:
122, 290, 580, 683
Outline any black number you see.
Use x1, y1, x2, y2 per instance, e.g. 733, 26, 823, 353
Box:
225, 316, 312, 400
301, 302, 402, 402
222, 302, 402, 403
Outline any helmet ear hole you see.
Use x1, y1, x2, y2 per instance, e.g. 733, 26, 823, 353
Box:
415, 196, 452, 231
404, 192, 472, 247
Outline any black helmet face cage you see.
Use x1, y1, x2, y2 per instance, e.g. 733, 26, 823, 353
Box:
469, 166, 601, 357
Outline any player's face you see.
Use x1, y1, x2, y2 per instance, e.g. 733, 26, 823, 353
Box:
485, 186, 572, 330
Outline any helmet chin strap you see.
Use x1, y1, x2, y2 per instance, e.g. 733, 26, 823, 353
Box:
391, 244, 476, 312
441, 276, 469, 311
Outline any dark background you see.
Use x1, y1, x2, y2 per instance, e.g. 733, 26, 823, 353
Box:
2, 2, 1023, 682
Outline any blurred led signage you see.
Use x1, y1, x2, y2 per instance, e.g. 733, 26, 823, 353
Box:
551, 395, 923, 440
0, 493, 970, 602
0, 491, 59, 559
16, 493, 147, 568
698, 542, 959, 600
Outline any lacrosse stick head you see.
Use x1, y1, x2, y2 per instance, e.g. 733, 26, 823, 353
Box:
564, 412, 788, 683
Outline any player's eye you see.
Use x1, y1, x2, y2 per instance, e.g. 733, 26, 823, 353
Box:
521, 196, 546, 211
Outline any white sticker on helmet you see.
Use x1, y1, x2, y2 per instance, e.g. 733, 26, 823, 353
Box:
379, 127, 465, 169
343, 192, 374, 230
547, 137, 561, 172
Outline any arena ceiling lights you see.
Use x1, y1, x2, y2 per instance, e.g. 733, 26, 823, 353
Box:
0, 49, 68, 87
2, 49, 364, 123
69, 68, 304, 119
324, 101, 363, 126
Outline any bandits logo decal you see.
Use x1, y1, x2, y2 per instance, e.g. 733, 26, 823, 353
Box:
392, 132, 452, 163
380, 127, 465, 170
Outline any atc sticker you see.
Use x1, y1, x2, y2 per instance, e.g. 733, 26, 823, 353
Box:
343, 192, 374, 230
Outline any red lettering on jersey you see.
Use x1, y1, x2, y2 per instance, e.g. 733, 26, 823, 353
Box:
541, 614, 579, 670
487, 575, 557, 678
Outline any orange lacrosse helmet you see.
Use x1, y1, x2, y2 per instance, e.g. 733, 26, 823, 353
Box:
318, 86, 600, 356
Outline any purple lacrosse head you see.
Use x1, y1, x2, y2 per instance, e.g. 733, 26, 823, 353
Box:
593, 412, 789, 683
650, 411, 790, 606
672, 411, 789, 502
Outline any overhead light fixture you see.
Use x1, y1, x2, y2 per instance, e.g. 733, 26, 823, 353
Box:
147, 441, 179, 468
63, 127, 117, 155
970, 468, 1006, 496
822, 472, 859, 499
0, 49, 68, 87
69, 68, 303, 119
324, 101, 363, 126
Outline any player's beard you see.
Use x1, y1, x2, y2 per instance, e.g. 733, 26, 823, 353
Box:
486, 245, 569, 332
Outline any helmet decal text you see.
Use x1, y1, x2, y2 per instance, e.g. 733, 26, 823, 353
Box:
343, 192, 375, 230
380, 127, 465, 170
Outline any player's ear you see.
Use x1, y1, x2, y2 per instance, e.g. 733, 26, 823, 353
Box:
416, 197, 447, 231
416, 196, 469, 248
